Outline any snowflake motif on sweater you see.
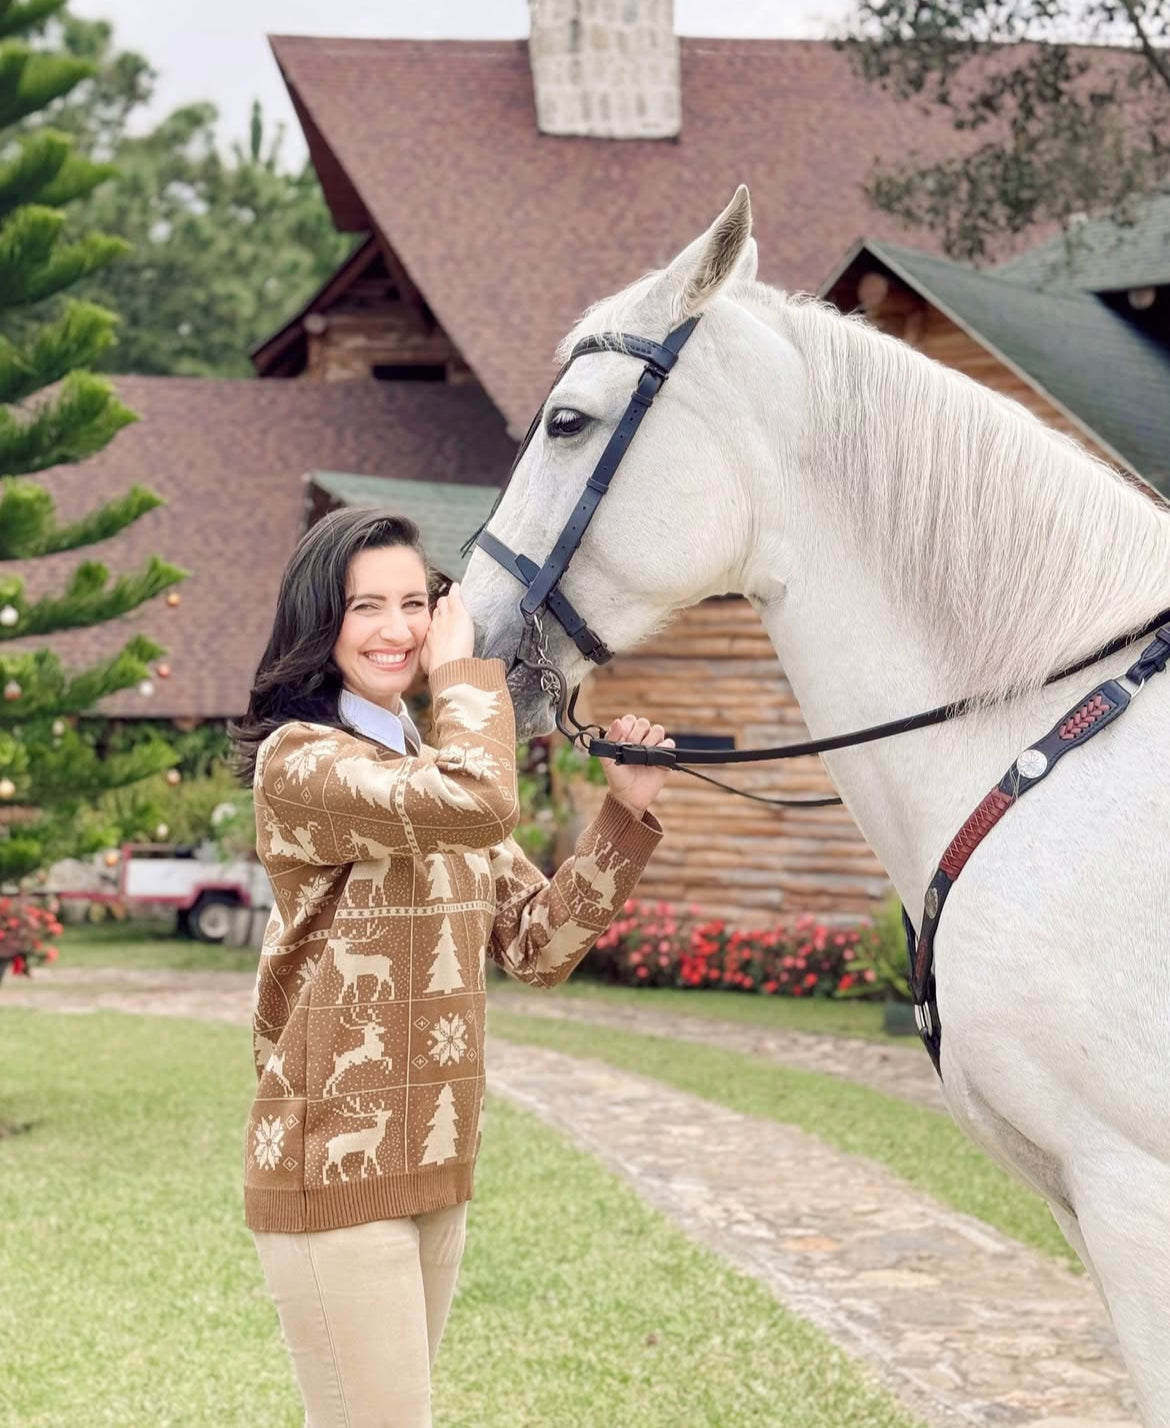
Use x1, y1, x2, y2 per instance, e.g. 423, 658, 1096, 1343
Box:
243, 657, 662, 1234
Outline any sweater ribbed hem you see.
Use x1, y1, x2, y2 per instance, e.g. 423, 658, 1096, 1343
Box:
593, 793, 664, 866
245, 1162, 474, 1233
428, 657, 507, 697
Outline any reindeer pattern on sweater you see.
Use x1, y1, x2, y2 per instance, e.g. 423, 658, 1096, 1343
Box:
244, 658, 661, 1233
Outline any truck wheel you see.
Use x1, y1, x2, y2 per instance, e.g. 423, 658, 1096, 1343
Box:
189, 893, 237, 944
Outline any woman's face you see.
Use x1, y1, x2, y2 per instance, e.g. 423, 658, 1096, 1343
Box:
332, 545, 432, 710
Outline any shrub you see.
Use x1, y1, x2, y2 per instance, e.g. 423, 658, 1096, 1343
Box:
586, 900, 883, 997
0, 895, 62, 983
834, 895, 913, 1003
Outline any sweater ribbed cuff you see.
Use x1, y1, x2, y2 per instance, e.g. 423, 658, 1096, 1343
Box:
428, 657, 508, 697
590, 793, 663, 867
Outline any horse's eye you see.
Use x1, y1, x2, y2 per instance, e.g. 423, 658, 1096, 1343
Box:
546, 407, 589, 439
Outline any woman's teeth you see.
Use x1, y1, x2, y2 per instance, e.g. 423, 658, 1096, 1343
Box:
365, 651, 410, 667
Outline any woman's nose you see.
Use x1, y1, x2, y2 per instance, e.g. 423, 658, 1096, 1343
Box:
379, 610, 411, 643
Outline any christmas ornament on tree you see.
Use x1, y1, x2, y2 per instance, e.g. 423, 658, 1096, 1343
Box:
0, 7, 186, 888
166, 592, 181, 608
155, 823, 169, 840
165, 769, 181, 786
137, 679, 154, 699
103, 850, 119, 867
156, 662, 171, 679
0, 778, 16, 799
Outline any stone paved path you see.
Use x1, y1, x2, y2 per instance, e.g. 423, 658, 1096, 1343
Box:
490, 1040, 1138, 1428
2, 969, 1139, 1427
491, 989, 947, 1110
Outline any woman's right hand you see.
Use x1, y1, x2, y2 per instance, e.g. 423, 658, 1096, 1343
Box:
420, 582, 476, 676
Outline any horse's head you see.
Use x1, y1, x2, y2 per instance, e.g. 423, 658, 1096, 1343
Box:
462, 185, 784, 736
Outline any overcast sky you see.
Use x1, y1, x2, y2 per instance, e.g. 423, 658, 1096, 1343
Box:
67, 1, 854, 163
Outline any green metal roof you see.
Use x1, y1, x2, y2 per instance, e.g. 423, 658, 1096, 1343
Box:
828, 239, 1170, 488
994, 193, 1170, 293
308, 471, 501, 580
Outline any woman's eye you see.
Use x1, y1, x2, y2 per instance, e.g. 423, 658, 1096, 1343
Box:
546, 408, 589, 438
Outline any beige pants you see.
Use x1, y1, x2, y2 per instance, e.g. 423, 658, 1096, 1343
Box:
253, 1204, 468, 1428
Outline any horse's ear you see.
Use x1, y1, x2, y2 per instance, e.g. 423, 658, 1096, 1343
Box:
650, 185, 754, 322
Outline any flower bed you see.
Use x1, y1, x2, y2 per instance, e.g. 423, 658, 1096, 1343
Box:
0, 895, 62, 983
586, 900, 886, 997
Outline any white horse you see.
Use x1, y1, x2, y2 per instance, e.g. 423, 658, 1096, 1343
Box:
461, 187, 1170, 1421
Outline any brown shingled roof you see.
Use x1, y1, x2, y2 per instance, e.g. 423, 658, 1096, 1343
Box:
11, 377, 513, 719
270, 36, 975, 433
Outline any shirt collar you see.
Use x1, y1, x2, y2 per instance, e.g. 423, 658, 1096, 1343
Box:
338, 689, 421, 755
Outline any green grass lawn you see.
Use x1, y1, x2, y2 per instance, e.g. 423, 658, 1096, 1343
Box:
51, 917, 258, 974
1, 1007, 921, 1428
51, 921, 895, 1043
488, 1009, 1076, 1268
495, 974, 897, 1041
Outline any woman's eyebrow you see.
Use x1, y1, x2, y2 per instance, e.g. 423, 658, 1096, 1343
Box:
346, 590, 430, 605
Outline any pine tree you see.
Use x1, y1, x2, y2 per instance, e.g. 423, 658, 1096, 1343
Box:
0, 0, 183, 883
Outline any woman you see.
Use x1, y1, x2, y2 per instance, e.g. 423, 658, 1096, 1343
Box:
232, 507, 673, 1428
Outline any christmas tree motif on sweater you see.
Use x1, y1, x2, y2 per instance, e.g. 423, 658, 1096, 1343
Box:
261, 811, 322, 864
488, 839, 517, 890
406, 761, 480, 812
463, 851, 493, 900
420, 1083, 458, 1165
424, 853, 453, 901
281, 735, 340, 784
439, 684, 499, 733
328, 756, 396, 806
425, 916, 464, 993
253, 1025, 295, 1096
571, 844, 620, 909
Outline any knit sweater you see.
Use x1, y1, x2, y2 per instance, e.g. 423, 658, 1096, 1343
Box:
244, 657, 661, 1233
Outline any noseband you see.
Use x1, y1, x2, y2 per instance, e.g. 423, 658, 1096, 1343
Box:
470, 315, 701, 671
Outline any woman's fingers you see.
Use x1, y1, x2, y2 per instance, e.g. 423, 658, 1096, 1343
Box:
604, 715, 669, 745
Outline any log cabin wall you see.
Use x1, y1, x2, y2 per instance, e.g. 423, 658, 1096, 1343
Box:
856, 270, 1116, 464
306, 303, 473, 384
563, 598, 892, 926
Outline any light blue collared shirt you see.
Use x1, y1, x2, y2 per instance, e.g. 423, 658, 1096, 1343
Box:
338, 688, 422, 756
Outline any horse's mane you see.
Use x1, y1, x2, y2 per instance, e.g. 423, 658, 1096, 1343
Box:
568, 276, 1170, 703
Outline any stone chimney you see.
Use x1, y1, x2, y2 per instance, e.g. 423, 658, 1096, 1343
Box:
528, 0, 681, 140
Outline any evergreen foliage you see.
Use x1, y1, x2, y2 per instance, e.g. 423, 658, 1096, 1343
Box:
843, 1, 1170, 261
0, 0, 184, 883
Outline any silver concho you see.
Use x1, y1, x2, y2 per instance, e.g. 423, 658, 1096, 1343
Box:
1016, 748, 1048, 779
924, 886, 940, 920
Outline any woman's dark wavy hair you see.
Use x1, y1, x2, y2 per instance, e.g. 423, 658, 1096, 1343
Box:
231, 508, 448, 786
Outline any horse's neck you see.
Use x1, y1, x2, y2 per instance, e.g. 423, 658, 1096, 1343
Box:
753, 537, 1070, 910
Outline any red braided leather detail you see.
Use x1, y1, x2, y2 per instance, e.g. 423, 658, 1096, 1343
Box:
1059, 692, 1114, 741
939, 789, 1015, 879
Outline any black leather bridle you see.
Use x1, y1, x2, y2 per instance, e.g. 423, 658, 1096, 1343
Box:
467, 306, 1170, 1074
464, 312, 1170, 808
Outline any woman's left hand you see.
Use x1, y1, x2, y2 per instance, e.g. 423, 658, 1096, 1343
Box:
597, 715, 675, 820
